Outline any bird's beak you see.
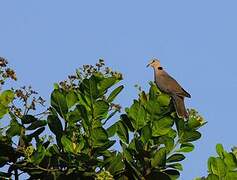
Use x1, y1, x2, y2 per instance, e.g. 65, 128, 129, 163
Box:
146, 63, 150, 67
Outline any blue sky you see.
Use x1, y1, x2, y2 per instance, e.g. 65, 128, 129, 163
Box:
1, 1, 237, 179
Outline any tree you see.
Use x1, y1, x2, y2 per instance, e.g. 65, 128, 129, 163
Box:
195, 144, 237, 180
0, 58, 206, 180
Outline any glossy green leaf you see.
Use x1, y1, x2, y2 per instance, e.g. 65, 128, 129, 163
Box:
66, 90, 78, 109
116, 121, 129, 144
107, 85, 124, 103
47, 115, 63, 137
226, 172, 237, 180
91, 127, 108, 148
151, 147, 166, 167
141, 125, 152, 143
206, 174, 219, 180
128, 101, 146, 130
0, 156, 9, 168
146, 100, 161, 115
152, 117, 174, 136
158, 136, 174, 153
21, 115, 37, 124
210, 158, 226, 177
107, 123, 118, 137
164, 169, 180, 179
149, 82, 160, 100
157, 93, 170, 106
120, 114, 134, 132
0, 90, 14, 106
223, 153, 237, 169
180, 130, 201, 143
28, 127, 45, 138
61, 135, 74, 153
51, 89, 68, 118
94, 100, 109, 119
77, 104, 90, 127
98, 77, 117, 94
0, 104, 8, 119
167, 154, 185, 163
216, 144, 225, 159
31, 145, 46, 165
107, 153, 124, 175
167, 163, 183, 171
80, 77, 98, 99
6, 119, 22, 137
176, 143, 195, 153
26, 120, 47, 130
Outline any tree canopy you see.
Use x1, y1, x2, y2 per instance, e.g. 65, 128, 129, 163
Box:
0, 58, 235, 180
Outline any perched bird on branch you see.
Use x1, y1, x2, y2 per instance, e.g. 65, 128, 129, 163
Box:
147, 58, 191, 119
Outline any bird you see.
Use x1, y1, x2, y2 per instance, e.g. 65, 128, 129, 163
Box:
147, 58, 191, 119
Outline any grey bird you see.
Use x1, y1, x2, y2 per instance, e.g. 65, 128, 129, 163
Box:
147, 58, 191, 119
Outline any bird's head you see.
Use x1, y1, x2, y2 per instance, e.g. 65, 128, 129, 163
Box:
146, 58, 161, 68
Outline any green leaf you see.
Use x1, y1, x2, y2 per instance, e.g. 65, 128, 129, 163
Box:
210, 157, 226, 177
149, 82, 160, 100
77, 104, 90, 128
0, 156, 9, 168
206, 174, 219, 180
128, 101, 146, 130
91, 127, 108, 148
107, 153, 124, 175
80, 77, 98, 100
164, 169, 180, 179
51, 89, 68, 118
158, 136, 174, 153
141, 125, 152, 143
28, 127, 45, 138
47, 115, 63, 137
0, 103, 8, 119
226, 172, 237, 180
98, 77, 117, 94
26, 120, 47, 130
216, 144, 225, 159
120, 114, 134, 132
167, 154, 185, 163
107, 123, 118, 137
167, 163, 183, 171
176, 143, 195, 153
116, 121, 129, 144
61, 135, 74, 153
21, 115, 37, 124
31, 145, 46, 165
0, 90, 14, 106
188, 115, 203, 129
146, 100, 161, 115
0, 90, 14, 118
180, 130, 201, 143
67, 108, 81, 123
94, 100, 109, 119
223, 153, 237, 169
6, 119, 22, 137
157, 93, 170, 106
107, 85, 124, 103
151, 147, 166, 167
66, 90, 78, 109
152, 117, 174, 136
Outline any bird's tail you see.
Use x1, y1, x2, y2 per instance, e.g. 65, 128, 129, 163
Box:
171, 95, 188, 119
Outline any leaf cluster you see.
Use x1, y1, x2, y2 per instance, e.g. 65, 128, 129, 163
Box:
0, 60, 205, 180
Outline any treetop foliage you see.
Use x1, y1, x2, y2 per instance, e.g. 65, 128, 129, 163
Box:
0, 58, 211, 180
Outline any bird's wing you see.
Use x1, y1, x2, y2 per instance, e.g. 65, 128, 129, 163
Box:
156, 70, 191, 98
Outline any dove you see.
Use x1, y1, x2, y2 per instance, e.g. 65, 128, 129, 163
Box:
147, 58, 191, 118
